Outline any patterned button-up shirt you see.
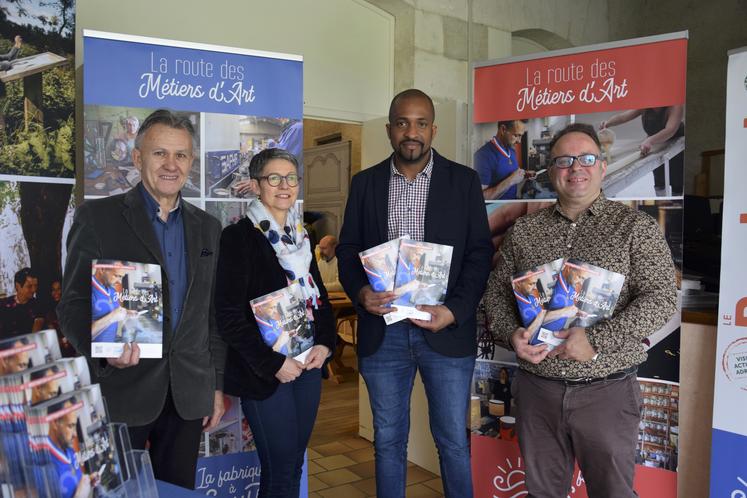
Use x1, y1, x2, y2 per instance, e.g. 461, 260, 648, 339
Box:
483, 193, 678, 379
387, 151, 434, 242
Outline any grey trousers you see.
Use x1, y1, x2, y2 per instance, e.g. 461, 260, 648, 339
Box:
514, 369, 642, 498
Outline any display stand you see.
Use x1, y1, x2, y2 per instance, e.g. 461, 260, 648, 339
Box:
115, 423, 159, 498
1, 422, 158, 498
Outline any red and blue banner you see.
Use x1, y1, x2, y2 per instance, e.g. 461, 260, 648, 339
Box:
711, 46, 747, 498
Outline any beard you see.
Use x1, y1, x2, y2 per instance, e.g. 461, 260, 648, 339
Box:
394, 140, 429, 164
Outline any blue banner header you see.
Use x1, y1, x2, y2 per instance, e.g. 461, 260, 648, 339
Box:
84, 35, 303, 118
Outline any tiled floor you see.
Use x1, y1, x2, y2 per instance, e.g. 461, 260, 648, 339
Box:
307, 438, 444, 498
308, 347, 444, 497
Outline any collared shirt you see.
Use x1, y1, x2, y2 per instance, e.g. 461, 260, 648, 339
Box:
317, 256, 343, 292
483, 193, 678, 380
138, 183, 188, 330
387, 151, 434, 241
474, 137, 518, 199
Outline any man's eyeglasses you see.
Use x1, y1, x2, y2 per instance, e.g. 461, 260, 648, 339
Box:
550, 154, 600, 169
257, 173, 301, 187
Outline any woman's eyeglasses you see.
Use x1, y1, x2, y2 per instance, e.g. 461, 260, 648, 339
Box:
258, 173, 301, 187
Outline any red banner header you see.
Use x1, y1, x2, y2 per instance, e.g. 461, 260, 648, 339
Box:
473, 38, 687, 123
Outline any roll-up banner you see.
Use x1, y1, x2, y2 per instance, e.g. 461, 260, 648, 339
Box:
83, 30, 305, 496
710, 46, 747, 498
470, 32, 687, 497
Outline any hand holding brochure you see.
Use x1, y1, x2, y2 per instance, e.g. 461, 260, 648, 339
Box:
388, 240, 453, 324
91, 260, 163, 359
250, 283, 315, 363
512, 258, 625, 351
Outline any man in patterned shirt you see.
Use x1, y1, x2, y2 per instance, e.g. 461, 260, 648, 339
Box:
337, 89, 492, 498
483, 123, 677, 497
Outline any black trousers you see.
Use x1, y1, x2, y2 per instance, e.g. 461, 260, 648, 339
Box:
127, 389, 204, 489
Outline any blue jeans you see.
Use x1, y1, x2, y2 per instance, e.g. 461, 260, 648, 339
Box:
241, 368, 321, 498
359, 321, 476, 498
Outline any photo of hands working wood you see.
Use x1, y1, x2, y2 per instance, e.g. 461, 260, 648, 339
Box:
472, 106, 684, 201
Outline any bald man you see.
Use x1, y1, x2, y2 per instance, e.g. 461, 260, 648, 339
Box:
316, 235, 342, 293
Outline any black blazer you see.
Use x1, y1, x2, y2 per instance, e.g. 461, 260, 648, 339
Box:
337, 150, 493, 358
214, 217, 336, 400
57, 186, 227, 426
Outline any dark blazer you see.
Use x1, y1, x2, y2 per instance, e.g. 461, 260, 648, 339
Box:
214, 217, 336, 400
57, 186, 226, 427
337, 150, 493, 358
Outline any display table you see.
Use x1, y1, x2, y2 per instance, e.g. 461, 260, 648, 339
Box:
156, 480, 206, 497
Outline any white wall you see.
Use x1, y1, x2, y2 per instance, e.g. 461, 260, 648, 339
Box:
76, 0, 394, 123
204, 114, 240, 152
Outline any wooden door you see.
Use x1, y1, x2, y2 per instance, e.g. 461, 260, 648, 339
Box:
303, 141, 351, 238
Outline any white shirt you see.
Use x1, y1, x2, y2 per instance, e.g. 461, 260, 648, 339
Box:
317, 255, 343, 292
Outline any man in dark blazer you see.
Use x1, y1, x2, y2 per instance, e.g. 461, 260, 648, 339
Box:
337, 89, 493, 498
58, 109, 226, 489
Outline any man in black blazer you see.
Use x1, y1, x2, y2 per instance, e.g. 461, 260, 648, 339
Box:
58, 109, 227, 489
337, 89, 493, 498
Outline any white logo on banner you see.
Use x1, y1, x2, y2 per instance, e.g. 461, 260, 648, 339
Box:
732, 476, 747, 498
722, 337, 747, 390
491, 457, 585, 498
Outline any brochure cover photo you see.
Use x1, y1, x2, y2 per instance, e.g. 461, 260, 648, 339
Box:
359, 238, 403, 293
90, 260, 163, 359
511, 258, 568, 349
524, 258, 626, 350
1, 357, 92, 496
249, 283, 314, 363
388, 240, 453, 324
22, 358, 92, 407
549, 258, 625, 329
26, 385, 124, 498
0, 330, 61, 376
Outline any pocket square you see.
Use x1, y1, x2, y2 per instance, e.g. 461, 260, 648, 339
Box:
200, 248, 213, 257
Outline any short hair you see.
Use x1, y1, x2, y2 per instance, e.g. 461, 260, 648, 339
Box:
48, 397, 76, 417
29, 365, 60, 382
498, 119, 528, 130
249, 148, 299, 180
549, 123, 601, 155
134, 109, 197, 153
14, 268, 35, 287
388, 89, 435, 123
0, 336, 29, 351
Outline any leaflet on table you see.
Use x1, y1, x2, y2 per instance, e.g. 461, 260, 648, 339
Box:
91, 259, 163, 359
0, 356, 91, 497
25, 384, 124, 498
387, 240, 453, 324
511, 258, 564, 350
521, 258, 625, 350
250, 283, 315, 363
359, 237, 407, 293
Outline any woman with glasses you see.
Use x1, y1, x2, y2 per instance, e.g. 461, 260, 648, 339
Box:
214, 148, 336, 498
